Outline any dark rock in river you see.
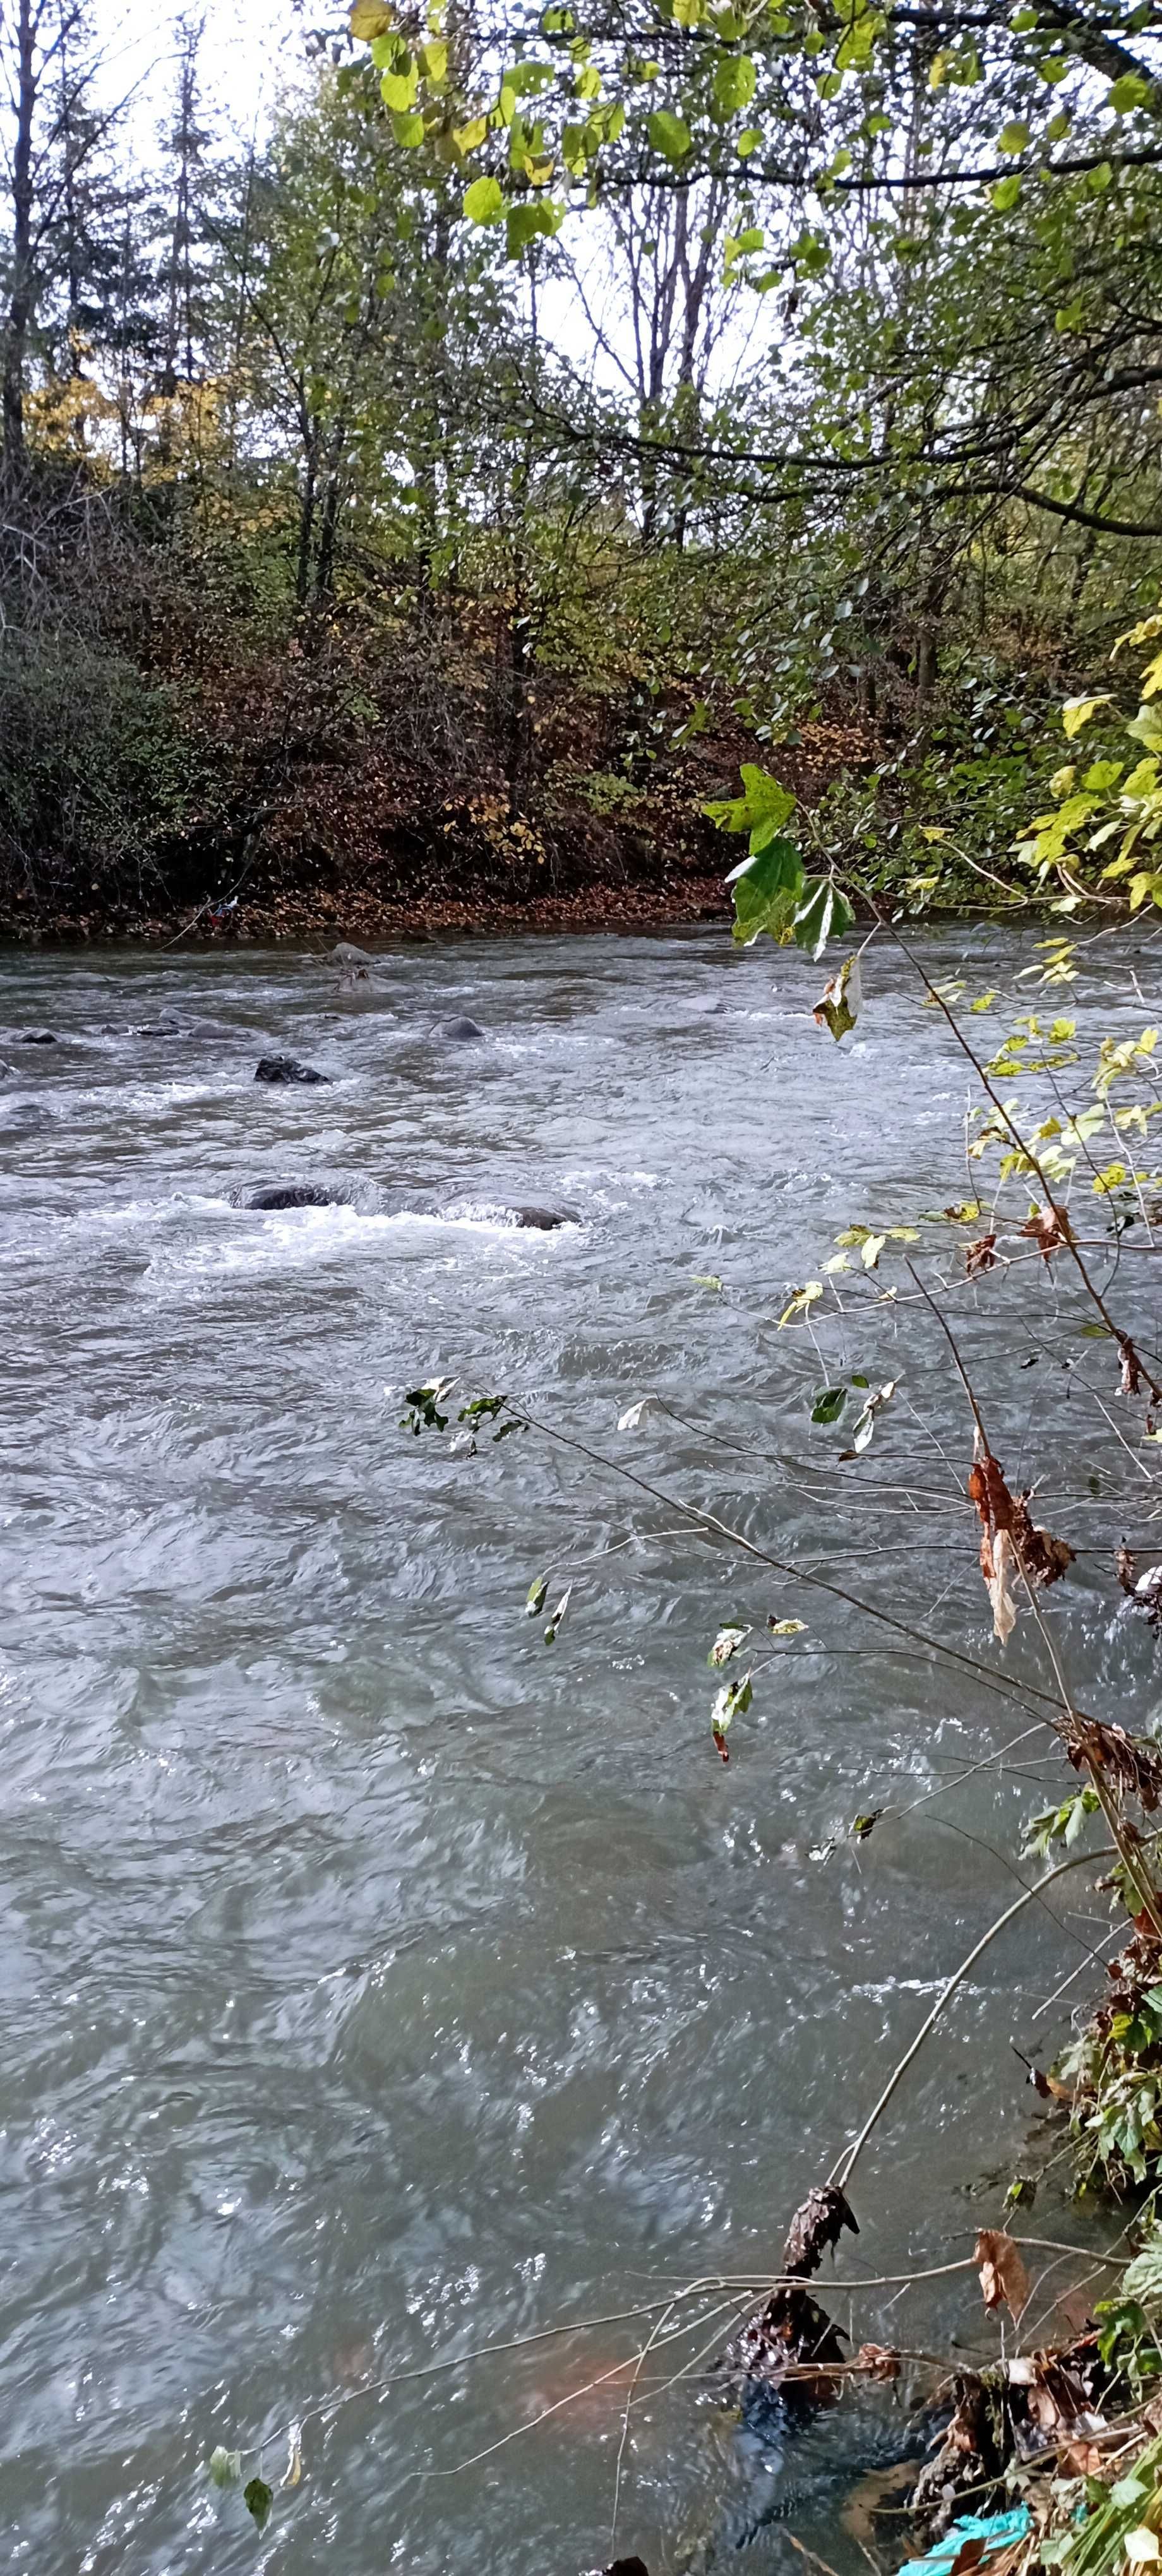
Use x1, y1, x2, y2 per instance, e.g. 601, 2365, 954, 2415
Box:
255, 1054, 332, 1085
434, 1015, 486, 1042
441, 1196, 580, 1229
131, 1016, 184, 1037
507, 1203, 579, 1230
20, 1030, 58, 1044
233, 1183, 347, 1210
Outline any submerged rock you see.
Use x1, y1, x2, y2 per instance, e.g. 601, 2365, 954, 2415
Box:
508, 1203, 580, 1230
441, 1197, 580, 1230
255, 1054, 331, 1085
434, 1015, 486, 1042
233, 1183, 347, 1210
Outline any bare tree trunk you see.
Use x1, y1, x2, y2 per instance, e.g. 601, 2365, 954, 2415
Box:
2, 0, 39, 481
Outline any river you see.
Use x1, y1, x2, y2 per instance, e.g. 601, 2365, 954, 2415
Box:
0, 927, 1147, 2573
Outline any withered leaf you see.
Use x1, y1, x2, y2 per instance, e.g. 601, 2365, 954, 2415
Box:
1060, 2440, 1105, 2478
947, 2540, 988, 2576
974, 2228, 1031, 2319
854, 2341, 901, 2383
966, 1233, 998, 1277
969, 1448, 1074, 1632
1121, 1340, 1144, 1397
1019, 1203, 1074, 1263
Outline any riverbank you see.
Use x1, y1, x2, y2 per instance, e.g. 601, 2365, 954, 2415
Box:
0, 873, 731, 948
0, 708, 876, 947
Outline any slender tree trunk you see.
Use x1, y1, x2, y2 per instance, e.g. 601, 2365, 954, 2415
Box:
2, 0, 39, 482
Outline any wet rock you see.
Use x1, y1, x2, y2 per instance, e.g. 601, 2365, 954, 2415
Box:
508, 1203, 580, 1230
255, 1054, 332, 1085
441, 1197, 580, 1230
232, 1184, 347, 1210
131, 1015, 184, 1037
0, 1059, 12, 1078
434, 1015, 486, 1042
333, 942, 374, 989
20, 1030, 58, 1044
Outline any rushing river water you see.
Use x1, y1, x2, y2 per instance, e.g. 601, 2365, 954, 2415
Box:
0, 929, 1153, 2575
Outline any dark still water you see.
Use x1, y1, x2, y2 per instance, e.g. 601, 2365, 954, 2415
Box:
0, 929, 1148, 2573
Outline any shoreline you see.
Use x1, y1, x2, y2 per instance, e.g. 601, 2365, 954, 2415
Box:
0, 878, 733, 949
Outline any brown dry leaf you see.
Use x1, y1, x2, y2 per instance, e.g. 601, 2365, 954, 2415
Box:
1065, 1714, 1162, 1811
969, 1448, 1074, 1621
854, 2341, 901, 2383
1060, 2440, 1105, 2477
966, 1234, 998, 1277
1019, 1203, 1075, 1263
947, 2541, 988, 2576
983, 1525, 1018, 1645
974, 2228, 1031, 2318
1121, 1340, 1144, 1397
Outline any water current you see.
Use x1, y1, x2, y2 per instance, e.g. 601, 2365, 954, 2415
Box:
0, 928, 1152, 2575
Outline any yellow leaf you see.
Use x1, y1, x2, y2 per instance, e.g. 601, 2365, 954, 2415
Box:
778, 1281, 824, 1328
453, 114, 488, 150
861, 1232, 886, 1269
1062, 693, 1113, 738
350, 0, 393, 32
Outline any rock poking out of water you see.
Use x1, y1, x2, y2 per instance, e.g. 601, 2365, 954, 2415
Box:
131, 1017, 184, 1037
233, 1184, 347, 1210
434, 1015, 486, 1042
21, 1030, 58, 1044
333, 942, 374, 989
441, 1197, 580, 1230
508, 1203, 580, 1230
255, 1054, 332, 1085
0, 1059, 12, 1078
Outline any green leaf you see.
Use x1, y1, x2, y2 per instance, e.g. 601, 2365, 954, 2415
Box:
705, 763, 796, 838
1110, 70, 1151, 110
208, 2448, 243, 2489
728, 836, 805, 945
711, 53, 757, 118
463, 175, 505, 222
711, 1670, 753, 1733
525, 1574, 549, 1616
647, 108, 692, 161
793, 877, 856, 960
990, 174, 1022, 211
419, 37, 448, 79
393, 110, 425, 143
244, 2478, 273, 2532
997, 119, 1029, 153
506, 199, 563, 254
811, 1385, 848, 1424
380, 66, 418, 109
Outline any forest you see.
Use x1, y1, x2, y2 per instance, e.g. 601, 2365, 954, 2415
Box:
0, 0, 1159, 940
